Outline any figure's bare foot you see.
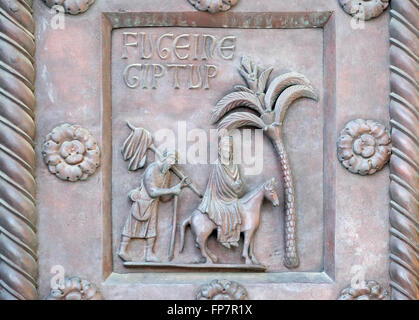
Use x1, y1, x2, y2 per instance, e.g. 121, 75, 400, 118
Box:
250, 256, 260, 265
243, 255, 252, 265
221, 242, 231, 249
230, 241, 239, 248
118, 251, 132, 262
145, 253, 160, 263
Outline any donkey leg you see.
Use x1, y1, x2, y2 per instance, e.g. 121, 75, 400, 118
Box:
192, 213, 218, 264
196, 233, 216, 264
242, 230, 252, 264
205, 244, 218, 263
249, 234, 260, 265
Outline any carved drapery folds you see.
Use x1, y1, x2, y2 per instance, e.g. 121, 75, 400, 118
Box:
338, 0, 389, 20
42, 124, 100, 182
337, 119, 391, 175
188, 0, 238, 14
197, 279, 247, 300
0, 0, 37, 300
45, 276, 102, 300
42, 0, 95, 15
338, 281, 389, 300
389, 0, 419, 300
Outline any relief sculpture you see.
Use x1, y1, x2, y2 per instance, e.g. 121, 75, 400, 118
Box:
196, 279, 248, 300
180, 136, 280, 265
42, 0, 95, 15
211, 57, 319, 268
337, 119, 391, 175
118, 148, 191, 262
42, 124, 101, 182
119, 124, 201, 263
117, 56, 318, 271
188, 0, 238, 14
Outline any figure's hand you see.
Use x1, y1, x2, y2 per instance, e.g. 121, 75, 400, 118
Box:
181, 176, 192, 188
173, 177, 191, 196
172, 184, 182, 196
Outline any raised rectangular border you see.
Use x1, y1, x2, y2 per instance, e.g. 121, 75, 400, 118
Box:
100, 10, 336, 286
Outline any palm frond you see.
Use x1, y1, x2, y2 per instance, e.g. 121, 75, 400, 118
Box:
274, 85, 318, 125
264, 72, 312, 110
211, 91, 264, 124
217, 112, 266, 134
234, 85, 254, 93
257, 67, 273, 93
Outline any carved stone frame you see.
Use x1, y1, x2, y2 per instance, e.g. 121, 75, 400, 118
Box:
0, 0, 417, 300
100, 10, 337, 288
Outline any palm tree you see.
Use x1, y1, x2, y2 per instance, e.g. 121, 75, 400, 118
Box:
211, 56, 318, 268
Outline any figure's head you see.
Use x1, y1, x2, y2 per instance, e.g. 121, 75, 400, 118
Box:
160, 149, 178, 173
264, 178, 280, 207
219, 135, 234, 165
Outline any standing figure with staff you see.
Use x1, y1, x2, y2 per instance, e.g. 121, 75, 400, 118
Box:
118, 150, 189, 262
118, 123, 202, 263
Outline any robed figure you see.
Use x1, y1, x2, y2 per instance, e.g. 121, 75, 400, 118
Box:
198, 136, 244, 248
118, 150, 187, 262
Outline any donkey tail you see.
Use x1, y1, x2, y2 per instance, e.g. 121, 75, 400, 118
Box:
179, 216, 191, 253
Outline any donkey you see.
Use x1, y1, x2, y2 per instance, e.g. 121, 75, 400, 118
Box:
179, 178, 280, 265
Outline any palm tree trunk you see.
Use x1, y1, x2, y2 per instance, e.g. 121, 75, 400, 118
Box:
267, 128, 299, 268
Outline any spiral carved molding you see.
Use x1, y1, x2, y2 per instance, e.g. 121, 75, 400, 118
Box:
389, 0, 419, 300
0, 0, 37, 300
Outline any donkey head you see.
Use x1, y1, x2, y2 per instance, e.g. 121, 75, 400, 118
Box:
264, 178, 280, 207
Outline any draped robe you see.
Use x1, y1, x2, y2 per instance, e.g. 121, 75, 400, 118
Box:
122, 163, 171, 239
198, 161, 244, 244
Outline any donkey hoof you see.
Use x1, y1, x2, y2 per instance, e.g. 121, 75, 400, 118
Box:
209, 255, 218, 263
199, 257, 207, 264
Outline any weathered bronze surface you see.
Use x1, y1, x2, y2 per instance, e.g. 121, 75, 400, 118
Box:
0, 0, 416, 300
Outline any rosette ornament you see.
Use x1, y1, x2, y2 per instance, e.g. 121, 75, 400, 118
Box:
337, 119, 391, 175
42, 0, 95, 15
338, 280, 388, 300
338, 0, 389, 21
197, 280, 247, 300
45, 276, 102, 300
188, 0, 238, 14
42, 124, 100, 182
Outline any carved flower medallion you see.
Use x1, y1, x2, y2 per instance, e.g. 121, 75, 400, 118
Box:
42, 123, 100, 182
338, 280, 388, 300
42, 0, 95, 15
46, 276, 102, 300
338, 0, 390, 21
188, 0, 238, 14
196, 279, 248, 300
337, 119, 391, 175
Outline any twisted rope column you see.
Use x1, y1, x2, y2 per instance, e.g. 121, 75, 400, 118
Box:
0, 0, 37, 300
389, 0, 419, 300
